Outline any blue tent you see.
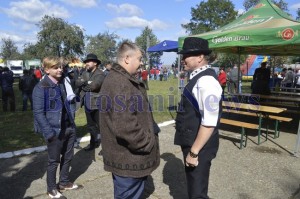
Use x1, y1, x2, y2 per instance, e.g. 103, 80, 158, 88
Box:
147, 40, 178, 52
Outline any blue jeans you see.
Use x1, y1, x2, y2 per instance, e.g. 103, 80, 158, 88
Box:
112, 174, 147, 199
22, 91, 33, 111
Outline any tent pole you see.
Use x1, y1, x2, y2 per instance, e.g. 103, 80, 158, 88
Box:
237, 47, 241, 94
294, 120, 300, 157
271, 56, 275, 88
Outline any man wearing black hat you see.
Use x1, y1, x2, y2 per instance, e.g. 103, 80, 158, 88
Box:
75, 53, 105, 151
174, 37, 222, 199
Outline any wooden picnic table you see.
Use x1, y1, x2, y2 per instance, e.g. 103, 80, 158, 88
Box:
222, 101, 286, 113
222, 101, 286, 144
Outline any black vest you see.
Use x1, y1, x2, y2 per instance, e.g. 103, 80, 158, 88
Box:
174, 68, 222, 147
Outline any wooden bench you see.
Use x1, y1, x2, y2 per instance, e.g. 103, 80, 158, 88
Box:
222, 109, 292, 141
271, 91, 300, 96
259, 101, 296, 108
270, 87, 300, 92
268, 115, 293, 138
220, 118, 259, 149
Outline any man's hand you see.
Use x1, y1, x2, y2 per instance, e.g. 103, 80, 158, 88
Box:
47, 135, 57, 143
185, 152, 199, 167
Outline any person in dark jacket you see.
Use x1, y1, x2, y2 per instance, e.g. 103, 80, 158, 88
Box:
251, 62, 270, 95
0, 67, 15, 112
19, 69, 36, 111
33, 56, 82, 199
103, 62, 112, 76
75, 53, 105, 151
175, 37, 222, 199
99, 41, 160, 199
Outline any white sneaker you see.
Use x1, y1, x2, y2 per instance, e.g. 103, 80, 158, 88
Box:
59, 182, 83, 190
47, 189, 66, 199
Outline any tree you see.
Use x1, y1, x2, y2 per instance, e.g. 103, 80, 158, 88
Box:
297, 8, 300, 21
182, 0, 237, 35
135, 26, 161, 68
21, 43, 39, 60
36, 15, 85, 58
216, 53, 247, 69
86, 31, 118, 64
269, 56, 289, 68
0, 38, 20, 60
243, 0, 288, 12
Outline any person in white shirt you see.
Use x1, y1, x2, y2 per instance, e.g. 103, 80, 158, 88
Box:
174, 37, 222, 199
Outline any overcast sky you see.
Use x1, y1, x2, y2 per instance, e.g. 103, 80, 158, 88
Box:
0, 0, 299, 64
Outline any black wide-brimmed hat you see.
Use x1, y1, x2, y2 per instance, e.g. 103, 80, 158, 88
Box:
83, 53, 101, 65
178, 37, 212, 55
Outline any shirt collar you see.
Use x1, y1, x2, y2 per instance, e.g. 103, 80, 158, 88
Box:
47, 75, 59, 85
190, 65, 210, 80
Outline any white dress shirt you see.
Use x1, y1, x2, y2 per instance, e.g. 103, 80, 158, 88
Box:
190, 66, 222, 127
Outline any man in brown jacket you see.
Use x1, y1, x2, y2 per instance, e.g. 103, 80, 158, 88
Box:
99, 42, 160, 199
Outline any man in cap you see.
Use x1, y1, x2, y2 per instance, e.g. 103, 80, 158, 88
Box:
174, 37, 222, 199
75, 53, 105, 151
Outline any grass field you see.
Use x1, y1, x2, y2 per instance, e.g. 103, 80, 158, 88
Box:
0, 77, 252, 153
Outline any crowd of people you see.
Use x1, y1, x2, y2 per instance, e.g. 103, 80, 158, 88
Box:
29, 41, 162, 199
0, 66, 43, 112
2, 36, 300, 199
215, 62, 300, 97
30, 38, 223, 199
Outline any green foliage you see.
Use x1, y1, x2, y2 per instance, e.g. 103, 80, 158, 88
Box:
135, 26, 162, 68
21, 43, 40, 60
269, 56, 289, 67
182, 0, 238, 35
35, 15, 85, 58
297, 8, 300, 21
217, 53, 247, 68
0, 38, 21, 60
86, 31, 119, 64
243, 0, 288, 13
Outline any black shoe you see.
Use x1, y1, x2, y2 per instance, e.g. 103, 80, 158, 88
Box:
95, 140, 101, 148
47, 189, 66, 199
84, 145, 95, 151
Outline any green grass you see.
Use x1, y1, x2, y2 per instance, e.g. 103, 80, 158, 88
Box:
0, 77, 251, 153
0, 78, 179, 153
147, 78, 180, 122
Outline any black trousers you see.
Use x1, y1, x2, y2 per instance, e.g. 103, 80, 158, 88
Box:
46, 127, 76, 192
2, 89, 15, 112
181, 132, 219, 199
85, 109, 100, 147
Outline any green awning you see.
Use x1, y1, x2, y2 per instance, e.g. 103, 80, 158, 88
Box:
178, 0, 300, 56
